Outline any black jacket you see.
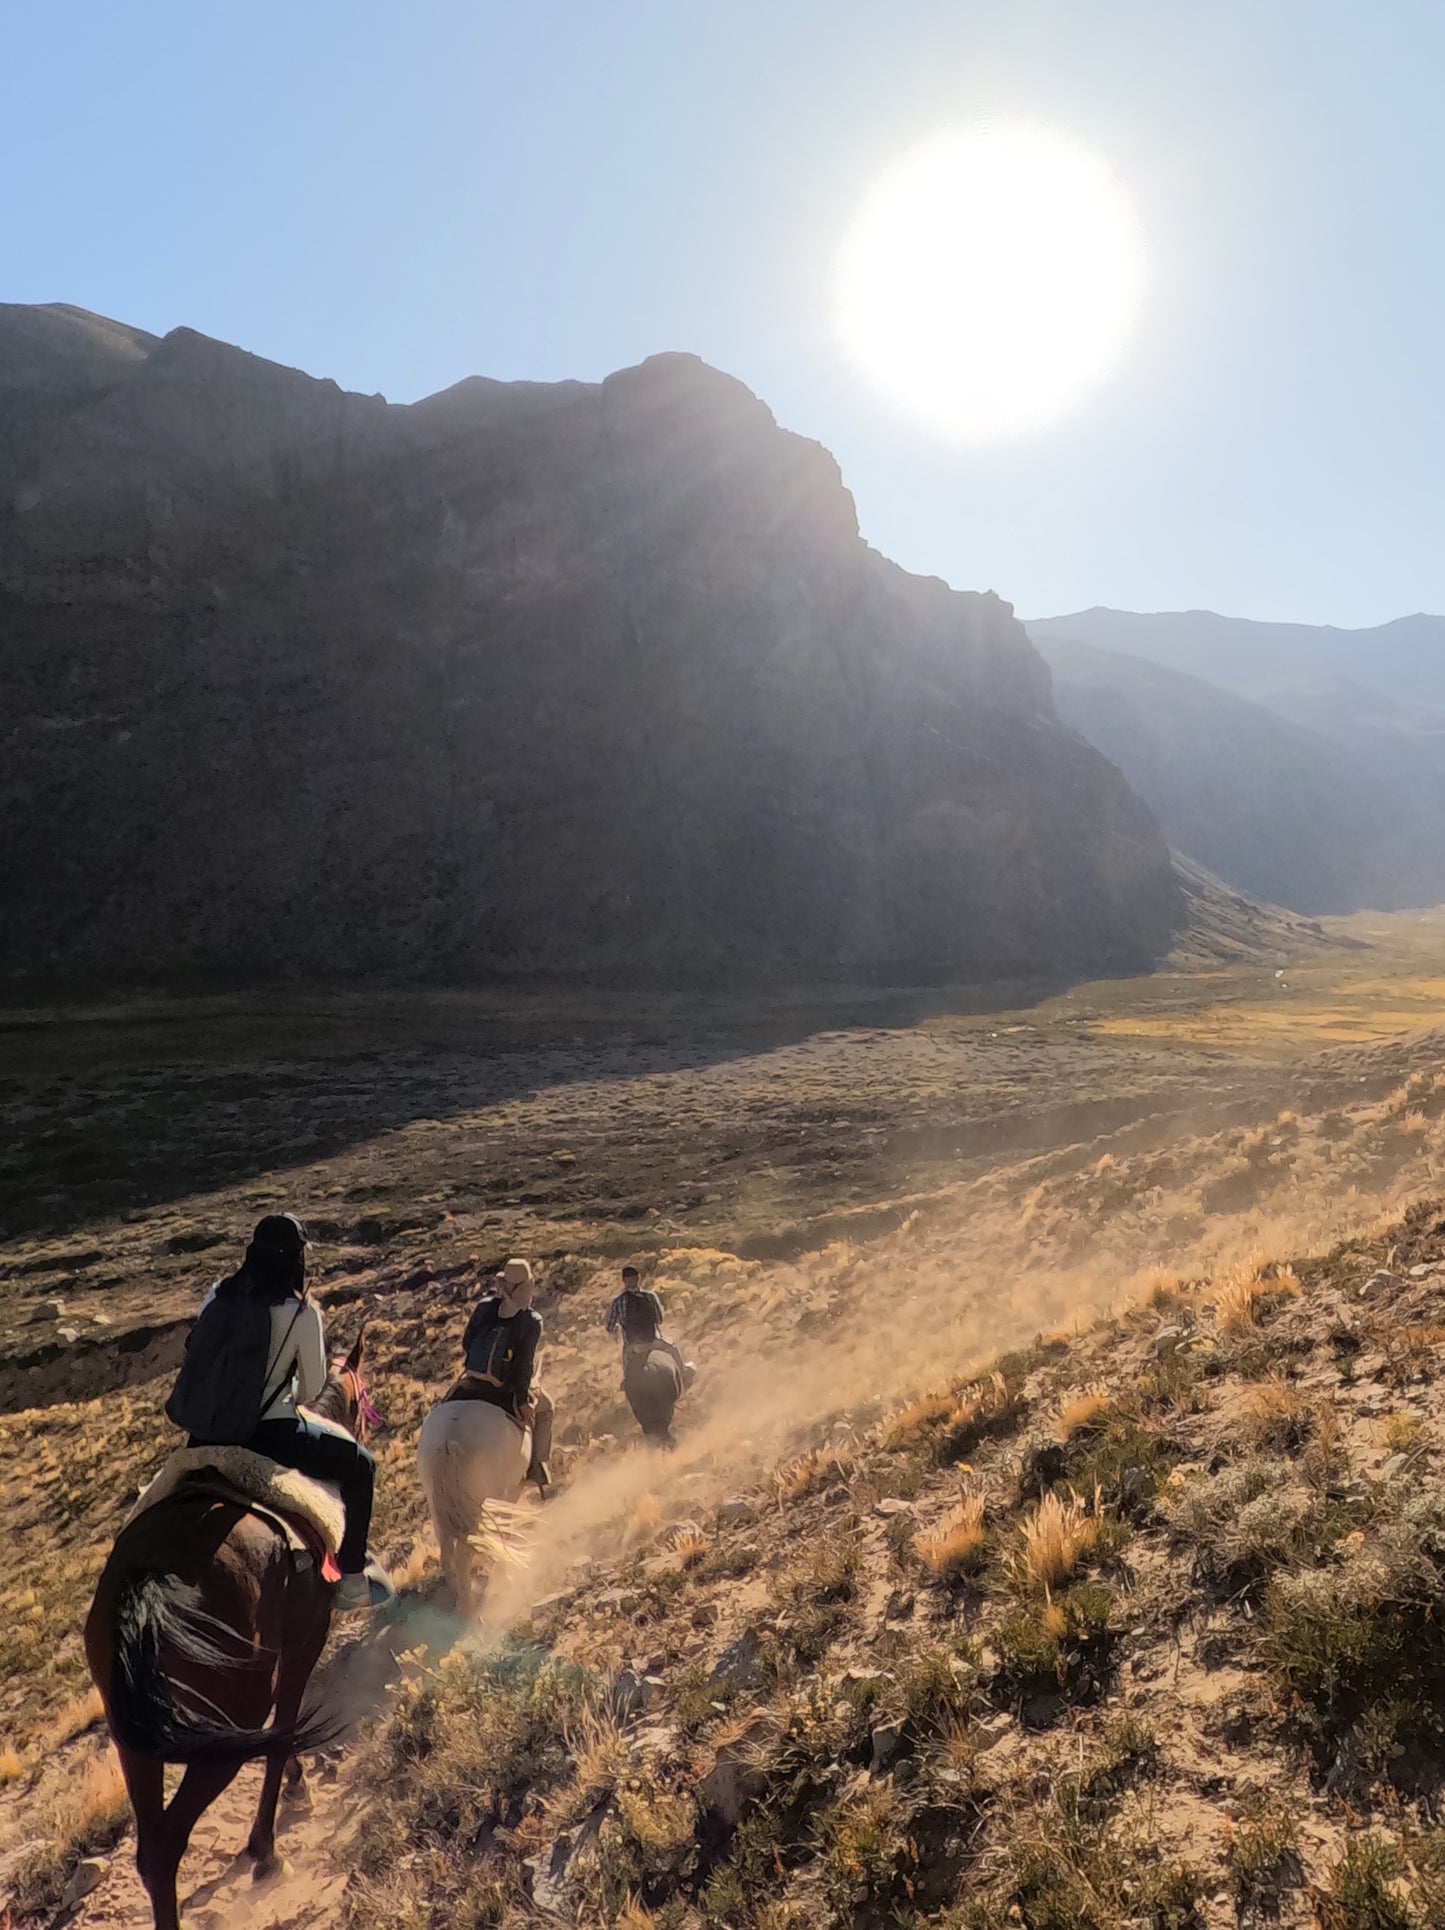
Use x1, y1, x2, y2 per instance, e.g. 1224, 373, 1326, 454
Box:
462, 1297, 543, 1403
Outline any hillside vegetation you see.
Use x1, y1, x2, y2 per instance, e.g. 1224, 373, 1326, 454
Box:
6, 943, 1445, 1923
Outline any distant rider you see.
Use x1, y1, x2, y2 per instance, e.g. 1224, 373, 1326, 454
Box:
605, 1265, 690, 1381
459, 1258, 554, 1497
194, 1215, 387, 1611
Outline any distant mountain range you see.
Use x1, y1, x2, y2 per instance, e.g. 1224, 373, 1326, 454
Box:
0, 305, 1185, 991
1029, 608, 1445, 916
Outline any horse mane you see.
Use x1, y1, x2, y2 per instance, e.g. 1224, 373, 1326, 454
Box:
306, 1370, 351, 1428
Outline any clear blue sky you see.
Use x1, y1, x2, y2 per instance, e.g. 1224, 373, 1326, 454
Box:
5, 0, 1443, 626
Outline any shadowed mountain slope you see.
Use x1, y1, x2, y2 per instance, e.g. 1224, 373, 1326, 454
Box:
0, 305, 1183, 990
1031, 615, 1445, 916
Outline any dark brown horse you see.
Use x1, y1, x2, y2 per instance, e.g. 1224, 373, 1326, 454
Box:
623, 1344, 687, 1446
84, 1328, 378, 1930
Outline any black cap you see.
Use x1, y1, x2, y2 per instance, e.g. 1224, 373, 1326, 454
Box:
251, 1213, 307, 1255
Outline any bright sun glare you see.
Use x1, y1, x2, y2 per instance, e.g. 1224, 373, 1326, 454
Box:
837, 125, 1145, 442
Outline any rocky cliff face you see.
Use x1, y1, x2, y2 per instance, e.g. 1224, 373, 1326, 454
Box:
0, 304, 1182, 989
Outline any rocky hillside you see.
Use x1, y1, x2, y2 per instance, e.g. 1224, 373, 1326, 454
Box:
1041, 639, 1445, 915
0, 303, 1182, 991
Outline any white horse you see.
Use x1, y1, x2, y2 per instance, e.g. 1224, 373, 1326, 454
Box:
417, 1398, 531, 1619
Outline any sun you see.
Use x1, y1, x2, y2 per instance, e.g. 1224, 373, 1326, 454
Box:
836, 125, 1145, 441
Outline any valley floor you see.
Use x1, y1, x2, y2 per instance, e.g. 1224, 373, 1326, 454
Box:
4, 908, 1445, 1926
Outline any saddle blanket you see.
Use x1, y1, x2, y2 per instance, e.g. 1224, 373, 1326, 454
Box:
127, 1444, 345, 1563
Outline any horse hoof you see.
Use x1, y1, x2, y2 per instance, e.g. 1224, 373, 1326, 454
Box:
252, 1853, 291, 1885
280, 1780, 313, 1812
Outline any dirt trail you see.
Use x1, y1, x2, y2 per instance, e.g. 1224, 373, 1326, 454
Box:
80, 1762, 356, 1930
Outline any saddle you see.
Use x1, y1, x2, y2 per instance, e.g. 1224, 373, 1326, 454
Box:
441, 1370, 527, 1430
127, 1445, 345, 1582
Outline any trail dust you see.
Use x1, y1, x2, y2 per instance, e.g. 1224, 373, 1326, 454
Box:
7, 949, 1445, 1919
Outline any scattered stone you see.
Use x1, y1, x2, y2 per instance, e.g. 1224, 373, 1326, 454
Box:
55, 1327, 81, 1346
710, 1630, 767, 1692
1152, 1325, 1187, 1357
1364, 1270, 1401, 1295
869, 1720, 908, 1772
60, 1856, 109, 1910
892, 1757, 919, 1786
883, 1589, 915, 1622
697, 1750, 768, 1830
717, 1496, 751, 1523
874, 1498, 913, 1517
1411, 1264, 1431, 1279
28, 1298, 65, 1323
610, 1669, 664, 1720
594, 1588, 634, 1610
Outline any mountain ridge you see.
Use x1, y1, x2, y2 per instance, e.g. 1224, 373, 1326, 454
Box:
0, 305, 1182, 991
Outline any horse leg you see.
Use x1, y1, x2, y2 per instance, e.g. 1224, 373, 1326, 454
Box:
281, 1753, 312, 1812
150, 1760, 240, 1930
247, 1626, 327, 1878
116, 1743, 164, 1902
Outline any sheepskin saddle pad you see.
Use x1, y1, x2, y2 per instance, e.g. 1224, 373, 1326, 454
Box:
127, 1445, 345, 1557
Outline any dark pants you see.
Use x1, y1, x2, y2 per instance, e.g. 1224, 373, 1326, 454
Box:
247, 1417, 375, 1574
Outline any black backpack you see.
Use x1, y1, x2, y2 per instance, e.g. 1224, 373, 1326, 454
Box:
165, 1293, 299, 1446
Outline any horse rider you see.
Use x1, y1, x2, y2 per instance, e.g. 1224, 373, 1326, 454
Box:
189, 1214, 390, 1610
605, 1265, 691, 1383
459, 1258, 554, 1497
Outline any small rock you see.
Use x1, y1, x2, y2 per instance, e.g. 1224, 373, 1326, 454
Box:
594, 1588, 634, 1610
60, 1856, 109, 1909
1411, 1264, 1431, 1279
1380, 1453, 1412, 1481
29, 1298, 66, 1323
1152, 1325, 1187, 1357
870, 1720, 908, 1772
717, 1496, 751, 1523
892, 1757, 919, 1786
874, 1498, 914, 1517
697, 1751, 768, 1830
883, 1589, 915, 1622
55, 1327, 81, 1346
1364, 1270, 1400, 1294
711, 1630, 767, 1692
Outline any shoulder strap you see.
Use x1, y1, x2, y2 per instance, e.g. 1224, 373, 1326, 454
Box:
256, 1301, 306, 1423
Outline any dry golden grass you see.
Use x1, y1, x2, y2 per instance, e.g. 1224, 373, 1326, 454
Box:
1384, 1411, 1427, 1454
915, 1494, 987, 1577
884, 1390, 957, 1449
0, 1744, 24, 1785
8, 1749, 130, 1915
1212, 1260, 1302, 1334
775, 1446, 855, 1502
1014, 1489, 1108, 1591
672, 1528, 710, 1570
1057, 1389, 1112, 1440
36, 1686, 104, 1752
1238, 1378, 1312, 1453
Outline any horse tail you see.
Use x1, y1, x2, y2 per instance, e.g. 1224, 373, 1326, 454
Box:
421, 1435, 480, 1550
107, 1572, 342, 1764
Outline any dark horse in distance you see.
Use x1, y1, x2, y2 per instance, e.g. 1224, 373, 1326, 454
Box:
623, 1344, 688, 1446
84, 1329, 377, 1930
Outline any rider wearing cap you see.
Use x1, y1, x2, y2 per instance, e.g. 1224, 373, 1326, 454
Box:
202, 1215, 386, 1611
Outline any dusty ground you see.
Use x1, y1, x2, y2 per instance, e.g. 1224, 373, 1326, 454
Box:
4, 909, 1445, 1926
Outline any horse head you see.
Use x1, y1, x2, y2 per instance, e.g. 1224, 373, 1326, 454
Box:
323, 1322, 385, 1441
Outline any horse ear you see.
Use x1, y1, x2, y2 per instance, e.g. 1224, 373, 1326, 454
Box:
342, 1321, 367, 1374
